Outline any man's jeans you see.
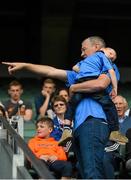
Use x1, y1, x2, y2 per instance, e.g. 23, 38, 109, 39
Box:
73, 116, 110, 179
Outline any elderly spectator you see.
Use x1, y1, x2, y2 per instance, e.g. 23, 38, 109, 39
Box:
103, 95, 131, 179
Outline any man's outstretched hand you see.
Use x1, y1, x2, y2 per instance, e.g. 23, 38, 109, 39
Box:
2, 62, 25, 75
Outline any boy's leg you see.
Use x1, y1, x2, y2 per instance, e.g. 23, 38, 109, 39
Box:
92, 92, 128, 144
49, 160, 73, 178
93, 92, 119, 130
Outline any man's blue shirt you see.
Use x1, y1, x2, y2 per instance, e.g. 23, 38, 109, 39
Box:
66, 70, 107, 130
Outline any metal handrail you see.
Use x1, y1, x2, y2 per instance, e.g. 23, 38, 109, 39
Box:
0, 116, 54, 179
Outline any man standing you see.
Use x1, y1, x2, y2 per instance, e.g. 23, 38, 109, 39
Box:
3, 36, 111, 179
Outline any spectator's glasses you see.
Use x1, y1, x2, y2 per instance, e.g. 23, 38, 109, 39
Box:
53, 103, 65, 108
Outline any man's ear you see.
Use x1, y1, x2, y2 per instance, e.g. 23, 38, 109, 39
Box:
95, 43, 101, 51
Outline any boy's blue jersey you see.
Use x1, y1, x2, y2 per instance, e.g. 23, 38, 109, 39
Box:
75, 51, 113, 81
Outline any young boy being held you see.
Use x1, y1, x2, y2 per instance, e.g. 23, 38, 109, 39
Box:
59, 47, 128, 145
28, 117, 72, 179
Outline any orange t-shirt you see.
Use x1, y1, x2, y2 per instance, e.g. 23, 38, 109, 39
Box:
28, 136, 67, 160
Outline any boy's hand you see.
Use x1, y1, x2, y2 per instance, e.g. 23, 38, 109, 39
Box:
110, 88, 117, 99
69, 85, 75, 99
48, 155, 58, 163
72, 65, 80, 72
40, 155, 49, 162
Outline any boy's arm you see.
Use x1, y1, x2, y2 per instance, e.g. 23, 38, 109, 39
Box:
108, 68, 118, 98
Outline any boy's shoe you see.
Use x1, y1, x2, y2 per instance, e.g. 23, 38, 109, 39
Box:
58, 137, 72, 147
58, 129, 72, 146
105, 142, 120, 152
109, 131, 128, 145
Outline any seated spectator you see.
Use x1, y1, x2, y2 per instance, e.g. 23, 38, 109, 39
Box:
103, 95, 131, 179
51, 95, 72, 144
113, 95, 131, 134
34, 78, 56, 120
57, 88, 74, 145
28, 117, 73, 179
2, 80, 33, 121
58, 87, 70, 103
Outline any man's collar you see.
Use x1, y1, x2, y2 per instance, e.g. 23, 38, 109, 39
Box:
119, 115, 128, 123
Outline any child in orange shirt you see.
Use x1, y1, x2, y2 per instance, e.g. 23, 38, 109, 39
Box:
28, 117, 72, 179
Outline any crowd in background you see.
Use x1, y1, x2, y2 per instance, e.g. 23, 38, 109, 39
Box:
1, 35, 131, 179
0, 77, 131, 179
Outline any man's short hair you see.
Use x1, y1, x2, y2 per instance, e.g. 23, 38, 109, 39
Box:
9, 80, 23, 89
